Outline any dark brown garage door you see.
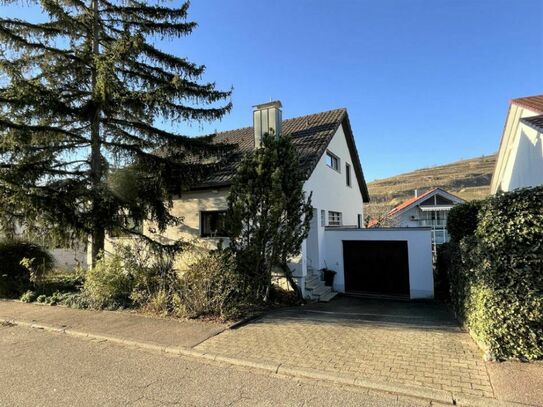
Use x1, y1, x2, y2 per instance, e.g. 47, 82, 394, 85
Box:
343, 240, 410, 297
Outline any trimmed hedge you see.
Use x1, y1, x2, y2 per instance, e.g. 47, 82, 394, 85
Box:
0, 239, 54, 298
447, 200, 483, 242
442, 187, 543, 360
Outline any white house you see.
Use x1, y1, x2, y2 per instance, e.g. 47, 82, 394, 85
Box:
491, 95, 543, 194
110, 102, 368, 300
376, 188, 464, 246
107, 101, 434, 301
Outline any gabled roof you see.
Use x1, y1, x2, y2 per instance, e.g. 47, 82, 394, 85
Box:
511, 95, 543, 114
387, 188, 437, 217
491, 95, 543, 193
387, 188, 464, 218
520, 114, 543, 132
191, 108, 370, 202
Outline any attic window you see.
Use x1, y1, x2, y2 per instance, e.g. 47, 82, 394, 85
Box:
326, 151, 340, 172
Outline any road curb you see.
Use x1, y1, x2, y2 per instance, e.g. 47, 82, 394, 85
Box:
1, 317, 523, 407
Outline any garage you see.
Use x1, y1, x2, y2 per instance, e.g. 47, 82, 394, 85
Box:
321, 227, 433, 299
343, 240, 410, 297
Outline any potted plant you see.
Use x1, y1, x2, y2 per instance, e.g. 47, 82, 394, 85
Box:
321, 268, 336, 287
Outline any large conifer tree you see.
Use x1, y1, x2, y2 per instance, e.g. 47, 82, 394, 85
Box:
0, 0, 232, 265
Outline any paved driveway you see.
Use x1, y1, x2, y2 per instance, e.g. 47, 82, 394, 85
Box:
195, 296, 494, 399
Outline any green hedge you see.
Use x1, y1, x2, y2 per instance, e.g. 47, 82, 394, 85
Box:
442, 187, 543, 360
447, 200, 483, 242
0, 239, 54, 298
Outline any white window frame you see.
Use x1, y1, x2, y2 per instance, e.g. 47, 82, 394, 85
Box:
320, 209, 326, 227
328, 211, 342, 226
346, 162, 352, 187
325, 151, 340, 172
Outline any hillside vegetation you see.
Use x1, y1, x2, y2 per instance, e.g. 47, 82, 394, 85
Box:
365, 154, 497, 221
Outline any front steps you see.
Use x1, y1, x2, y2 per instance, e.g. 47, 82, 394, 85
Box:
305, 271, 337, 302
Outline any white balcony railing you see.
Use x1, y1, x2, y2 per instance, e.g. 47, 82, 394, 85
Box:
416, 219, 448, 228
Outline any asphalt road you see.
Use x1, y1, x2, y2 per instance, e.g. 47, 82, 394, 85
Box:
0, 324, 437, 407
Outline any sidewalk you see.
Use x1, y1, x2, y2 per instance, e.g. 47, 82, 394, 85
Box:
0, 300, 227, 349
1, 300, 541, 406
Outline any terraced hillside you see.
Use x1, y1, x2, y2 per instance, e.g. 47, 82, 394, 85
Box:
365, 154, 497, 222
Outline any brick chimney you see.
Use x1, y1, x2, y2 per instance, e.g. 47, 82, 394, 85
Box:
253, 100, 282, 148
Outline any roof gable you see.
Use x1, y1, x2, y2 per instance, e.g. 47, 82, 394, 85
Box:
387, 188, 464, 217
191, 108, 370, 202
491, 95, 543, 193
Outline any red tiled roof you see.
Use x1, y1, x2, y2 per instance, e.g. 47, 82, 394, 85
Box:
511, 95, 543, 113
386, 188, 438, 217
367, 219, 379, 228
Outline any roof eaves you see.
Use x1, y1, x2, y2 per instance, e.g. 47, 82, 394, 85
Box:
340, 112, 370, 203
520, 115, 543, 132
511, 95, 543, 114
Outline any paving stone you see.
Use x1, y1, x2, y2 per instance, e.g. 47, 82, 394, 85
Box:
195, 298, 495, 400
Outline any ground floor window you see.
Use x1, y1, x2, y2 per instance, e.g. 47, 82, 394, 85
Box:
200, 210, 228, 237
328, 211, 342, 226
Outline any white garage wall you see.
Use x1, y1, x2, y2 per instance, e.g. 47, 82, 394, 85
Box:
322, 228, 433, 299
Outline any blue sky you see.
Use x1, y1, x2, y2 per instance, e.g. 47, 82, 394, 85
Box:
2, 1, 542, 180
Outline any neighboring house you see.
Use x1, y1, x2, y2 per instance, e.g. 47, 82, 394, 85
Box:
377, 188, 464, 246
491, 95, 543, 194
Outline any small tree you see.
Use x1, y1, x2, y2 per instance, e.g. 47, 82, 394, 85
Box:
227, 133, 313, 301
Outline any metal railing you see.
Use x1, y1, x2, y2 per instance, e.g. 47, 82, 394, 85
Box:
416, 219, 448, 227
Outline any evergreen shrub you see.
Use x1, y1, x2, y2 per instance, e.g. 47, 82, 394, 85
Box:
444, 187, 543, 360
0, 239, 54, 298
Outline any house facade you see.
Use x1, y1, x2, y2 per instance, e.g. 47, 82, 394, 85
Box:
491, 95, 543, 194
103, 101, 437, 300
106, 101, 370, 298
381, 188, 465, 246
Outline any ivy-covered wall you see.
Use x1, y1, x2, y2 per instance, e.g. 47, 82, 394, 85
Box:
439, 186, 543, 360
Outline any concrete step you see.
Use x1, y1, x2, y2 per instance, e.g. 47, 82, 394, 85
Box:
311, 285, 332, 298
318, 291, 338, 302
305, 275, 322, 286
305, 281, 324, 291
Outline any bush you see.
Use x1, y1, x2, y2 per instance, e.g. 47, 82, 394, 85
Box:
0, 239, 54, 298
447, 187, 543, 360
20, 290, 37, 303
82, 252, 133, 309
35, 269, 85, 296
178, 249, 253, 320
83, 242, 180, 312
434, 243, 452, 301
447, 200, 483, 242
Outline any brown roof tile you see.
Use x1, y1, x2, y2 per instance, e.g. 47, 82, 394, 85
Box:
191, 108, 370, 202
511, 95, 543, 113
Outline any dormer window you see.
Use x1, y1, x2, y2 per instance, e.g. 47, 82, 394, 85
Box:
326, 151, 340, 172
